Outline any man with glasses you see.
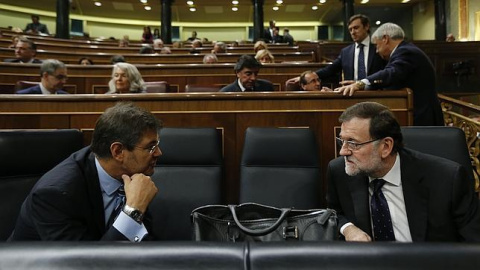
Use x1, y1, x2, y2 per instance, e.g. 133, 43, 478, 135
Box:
327, 101, 480, 242
17, 59, 69, 94
10, 102, 163, 241
299, 70, 332, 91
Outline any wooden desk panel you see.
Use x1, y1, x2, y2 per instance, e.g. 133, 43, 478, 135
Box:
0, 91, 413, 205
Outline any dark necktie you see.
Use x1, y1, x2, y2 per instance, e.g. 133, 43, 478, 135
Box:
107, 185, 126, 228
357, 43, 366, 80
370, 179, 395, 241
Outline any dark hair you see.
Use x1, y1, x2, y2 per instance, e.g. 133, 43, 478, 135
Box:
299, 70, 316, 86
91, 102, 163, 159
339, 102, 404, 154
139, 45, 154, 54
31, 15, 39, 20
78, 57, 94, 65
110, 55, 126, 64
349, 14, 370, 33
234, 54, 261, 73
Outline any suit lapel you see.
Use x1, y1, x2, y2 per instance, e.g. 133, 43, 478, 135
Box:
349, 175, 372, 236
400, 150, 429, 241
84, 151, 107, 235
367, 44, 376, 74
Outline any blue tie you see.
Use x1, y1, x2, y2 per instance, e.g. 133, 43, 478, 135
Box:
357, 43, 366, 80
370, 179, 395, 241
107, 185, 126, 228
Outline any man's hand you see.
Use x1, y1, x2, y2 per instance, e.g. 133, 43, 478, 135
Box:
320, 86, 333, 92
334, 82, 362, 96
122, 174, 158, 213
286, 76, 300, 85
343, 224, 372, 242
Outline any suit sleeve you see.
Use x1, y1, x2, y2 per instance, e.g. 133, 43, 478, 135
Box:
326, 161, 350, 231
366, 47, 414, 89
316, 53, 343, 80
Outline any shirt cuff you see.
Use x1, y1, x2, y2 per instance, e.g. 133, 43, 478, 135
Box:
340, 222, 354, 236
113, 211, 148, 242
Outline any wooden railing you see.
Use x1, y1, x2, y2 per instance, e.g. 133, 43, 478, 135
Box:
439, 93, 480, 192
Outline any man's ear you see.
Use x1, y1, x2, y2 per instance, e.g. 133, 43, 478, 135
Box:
381, 137, 394, 158
110, 142, 124, 162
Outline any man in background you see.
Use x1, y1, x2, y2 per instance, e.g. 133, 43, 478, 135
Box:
220, 55, 274, 92
264, 20, 276, 43
17, 59, 69, 94
299, 70, 332, 92
4, 38, 42, 64
283, 28, 294, 46
24, 15, 49, 35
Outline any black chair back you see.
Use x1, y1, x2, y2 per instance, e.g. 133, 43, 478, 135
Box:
239, 127, 321, 209
149, 128, 223, 240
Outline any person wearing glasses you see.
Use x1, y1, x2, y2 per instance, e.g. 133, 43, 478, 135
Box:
326, 101, 480, 242
9, 102, 163, 241
16, 59, 69, 94
299, 70, 332, 92
4, 37, 42, 64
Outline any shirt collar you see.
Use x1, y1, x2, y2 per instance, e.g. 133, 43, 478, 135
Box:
369, 153, 401, 186
237, 79, 247, 92
95, 157, 123, 196
357, 35, 370, 48
39, 83, 52, 95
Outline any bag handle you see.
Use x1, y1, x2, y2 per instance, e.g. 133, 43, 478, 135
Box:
228, 204, 291, 236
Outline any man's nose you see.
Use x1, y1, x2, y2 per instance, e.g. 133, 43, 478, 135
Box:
338, 143, 351, 156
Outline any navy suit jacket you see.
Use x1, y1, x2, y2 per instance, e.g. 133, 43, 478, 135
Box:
16, 84, 69, 95
326, 148, 480, 242
220, 79, 274, 92
366, 41, 444, 126
9, 147, 155, 241
316, 42, 386, 81
4, 58, 42, 64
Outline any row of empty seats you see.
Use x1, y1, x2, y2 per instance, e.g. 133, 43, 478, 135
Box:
0, 126, 474, 240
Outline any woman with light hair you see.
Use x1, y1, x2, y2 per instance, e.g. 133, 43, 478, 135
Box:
255, 49, 275, 64
254, 41, 268, 53
107, 62, 146, 94
203, 53, 218, 64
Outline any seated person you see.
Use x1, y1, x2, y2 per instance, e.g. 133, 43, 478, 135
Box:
4, 37, 42, 63
220, 55, 274, 92
203, 54, 218, 64
211, 41, 226, 54
159, 47, 172, 54
187, 31, 198, 42
254, 41, 268, 53
110, 55, 126, 64
118, 39, 129, 48
17, 59, 69, 94
8, 35, 23, 49
107, 62, 146, 94
78, 57, 94, 65
153, 39, 164, 49
24, 14, 49, 35
255, 49, 275, 64
139, 45, 154, 54
299, 70, 332, 91
327, 101, 480, 242
190, 40, 203, 54
9, 102, 162, 241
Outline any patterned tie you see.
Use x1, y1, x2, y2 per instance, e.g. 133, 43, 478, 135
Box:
357, 43, 366, 80
370, 179, 395, 241
107, 185, 126, 228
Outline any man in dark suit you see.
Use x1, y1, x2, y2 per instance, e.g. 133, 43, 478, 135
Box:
17, 59, 69, 94
4, 37, 42, 64
327, 101, 480, 242
24, 14, 49, 35
334, 22, 444, 126
286, 14, 385, 86
9, 102, 162, 241
264, 20, 276, 43
220, 55, 274, 92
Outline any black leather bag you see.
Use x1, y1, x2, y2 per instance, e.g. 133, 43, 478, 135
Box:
191, 203, 337, 242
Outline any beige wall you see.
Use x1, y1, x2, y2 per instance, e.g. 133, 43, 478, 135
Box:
412, 1, 435, 40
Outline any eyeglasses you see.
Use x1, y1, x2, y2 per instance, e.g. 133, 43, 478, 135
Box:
336, 137, 382, 151
49, 74, 68, 81
134, 141, 160, 154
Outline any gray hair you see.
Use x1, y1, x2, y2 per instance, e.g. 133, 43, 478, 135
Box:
214, 41, 226, 51
39, 59, 66, 76
107, 62, 146, 94
203, 53, 218, 64
371, 23, 405, 42
153, 38, 164, 48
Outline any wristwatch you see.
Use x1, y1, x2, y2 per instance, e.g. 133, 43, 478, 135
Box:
123, 205, 144, 223
355, 80, 366, 90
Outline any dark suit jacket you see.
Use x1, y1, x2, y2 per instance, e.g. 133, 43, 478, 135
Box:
220, 79, 274, 92
316, 42, 386, 81
264, 28, 274, 42
9, 147, 155, 241
16, 84, 69, 95
25, 23, 49, 35
4, 58, 42, 64
326, 148, 480, 242
366, 41, 444, 126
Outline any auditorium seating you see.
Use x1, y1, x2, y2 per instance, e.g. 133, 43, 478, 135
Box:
185, 84, 222, 92
149, 128, 223, 240
0, 129, 84, 240
0, 242, 479, 269
144, 81, 169, 93
239, 127, 321, 209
